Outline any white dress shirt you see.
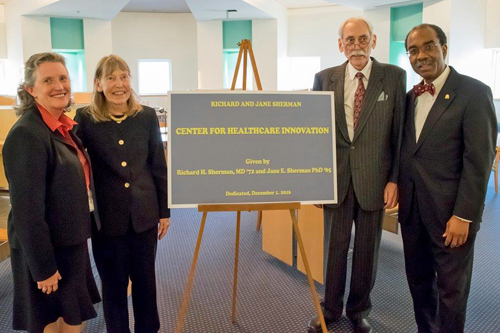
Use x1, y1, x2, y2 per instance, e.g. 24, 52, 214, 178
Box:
414, 65, 450, 141
344, 58, 373, 141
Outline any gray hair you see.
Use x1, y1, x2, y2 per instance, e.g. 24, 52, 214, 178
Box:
338, 17, 374, 39
14, 52, 71, 116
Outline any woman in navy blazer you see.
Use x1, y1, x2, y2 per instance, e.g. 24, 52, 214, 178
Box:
3, 52, 101, 333
74, 54, 170, 333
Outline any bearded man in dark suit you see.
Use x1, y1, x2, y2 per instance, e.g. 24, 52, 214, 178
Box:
307, 17, 406, 333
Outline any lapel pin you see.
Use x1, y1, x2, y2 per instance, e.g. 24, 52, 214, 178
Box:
445, 94, 450, 100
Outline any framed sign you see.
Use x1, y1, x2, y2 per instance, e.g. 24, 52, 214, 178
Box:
168, 91, 336, 208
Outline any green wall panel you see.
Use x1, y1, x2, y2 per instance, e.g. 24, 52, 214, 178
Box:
389, 3, 423, 87
390, 4, 423, 42
223, 20, 252, 50
50, 18, 84, 50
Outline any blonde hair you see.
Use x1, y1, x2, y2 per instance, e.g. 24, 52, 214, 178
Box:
85, 54, 142, 122
15, 52, 72, 116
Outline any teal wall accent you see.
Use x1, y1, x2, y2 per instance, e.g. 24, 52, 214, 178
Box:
223, 20, 252, 50
50, 18, 85, 50
389, 4, 423, 87
390, 4, 423, 42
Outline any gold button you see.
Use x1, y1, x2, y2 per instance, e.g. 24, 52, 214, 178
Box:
124, 182, 130, 188
118, 140, 124, 145
121, 161, 127, 167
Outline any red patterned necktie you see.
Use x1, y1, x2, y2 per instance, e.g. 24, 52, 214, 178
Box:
413, 82, 435, 97
353, 72, 365, 130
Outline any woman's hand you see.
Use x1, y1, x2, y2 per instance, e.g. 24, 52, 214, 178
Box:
37, 270, 62, 294
158, 218, 170, 240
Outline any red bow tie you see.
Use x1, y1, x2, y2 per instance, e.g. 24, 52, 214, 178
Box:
413, 83, 435, 97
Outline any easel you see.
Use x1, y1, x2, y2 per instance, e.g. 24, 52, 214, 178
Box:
174, 40, 327, 333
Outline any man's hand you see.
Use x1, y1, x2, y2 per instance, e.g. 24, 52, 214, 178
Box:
443, 216, 470, 248
158, 218, 170, 240
37, 270, 62, 294
384, 182, 398, 209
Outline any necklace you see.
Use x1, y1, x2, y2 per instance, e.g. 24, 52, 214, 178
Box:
109, 114, 128, 124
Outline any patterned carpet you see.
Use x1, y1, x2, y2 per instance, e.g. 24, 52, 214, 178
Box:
0, 177, 499, 332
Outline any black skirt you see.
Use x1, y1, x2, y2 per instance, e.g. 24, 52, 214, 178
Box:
10, 241, 101, 333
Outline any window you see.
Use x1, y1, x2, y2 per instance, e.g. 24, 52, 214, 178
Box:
138, 59, 172, 95
494, 50, 500, 99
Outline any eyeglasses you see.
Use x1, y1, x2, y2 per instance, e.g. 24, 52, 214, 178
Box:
343, 36, 371, 50
406, 43, 441, 57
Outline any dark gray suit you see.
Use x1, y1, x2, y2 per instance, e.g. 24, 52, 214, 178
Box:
313, 58, 406, 319
399, 67, 497, 332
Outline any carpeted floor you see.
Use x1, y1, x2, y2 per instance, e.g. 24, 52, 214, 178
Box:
0, 177, 499, 332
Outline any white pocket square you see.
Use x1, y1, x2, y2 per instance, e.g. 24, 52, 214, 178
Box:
377, 91, 388, 101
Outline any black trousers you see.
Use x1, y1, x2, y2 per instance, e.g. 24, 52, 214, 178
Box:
92, 225, 159, 333
401, 193, 475, 333
322, 183, 384, 320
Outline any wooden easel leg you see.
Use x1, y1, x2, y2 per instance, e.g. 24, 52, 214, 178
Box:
175, 212, 209, 333
231, 211, 241, 323
256, 210, 262, 231
231, 44, 244, 90
289, 209, 327, 333
243, 42, 248, 91
247, 44, 263, 90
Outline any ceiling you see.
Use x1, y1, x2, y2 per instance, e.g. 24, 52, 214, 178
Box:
121, 0, 336, 13
19, 0, 434, 20
122, 0, 190, 13
330, 0, 427, 10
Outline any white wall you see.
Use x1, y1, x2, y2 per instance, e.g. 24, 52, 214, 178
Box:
83, 19, 113, 92
288, 6, 390, 74
196, 20, 223, 89
4, 0, 25, 94
423, 0, 452, 38
246, 0, 288, 90
448, 0, 492, 86
111, 12, 198, 109
253, 19, 278, 90
20, 16, 51, 61
365, 8, 390, 63
424, 0, 498, 118
485, 0, 500, 48
0, 5, 7, 59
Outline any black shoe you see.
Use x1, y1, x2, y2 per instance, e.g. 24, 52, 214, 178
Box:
349, 318, 373, 333
306, 313, 339, 333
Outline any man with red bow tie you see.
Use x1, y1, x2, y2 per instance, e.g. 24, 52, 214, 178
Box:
399, 24, 497, 333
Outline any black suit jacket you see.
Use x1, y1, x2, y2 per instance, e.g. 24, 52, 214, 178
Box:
74, 106, 169, 236
399, 67, 497, 232
3, 106, 100, 281
313, 58, 406, 210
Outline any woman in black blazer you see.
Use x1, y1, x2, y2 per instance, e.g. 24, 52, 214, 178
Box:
3, 52, 101, 333
74, 54, 170, 333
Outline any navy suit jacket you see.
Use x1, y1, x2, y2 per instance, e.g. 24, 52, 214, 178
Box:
3, 106, 100, 281
74, 106, 169, 236
398, 67, 497, 232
